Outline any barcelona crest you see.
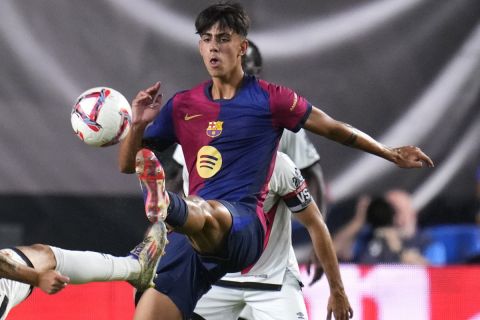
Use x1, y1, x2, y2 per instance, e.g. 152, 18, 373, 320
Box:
206, 121, 223, 138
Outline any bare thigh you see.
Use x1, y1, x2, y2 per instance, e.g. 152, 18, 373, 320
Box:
16, 244, 56, 272
134, 288, 183, 320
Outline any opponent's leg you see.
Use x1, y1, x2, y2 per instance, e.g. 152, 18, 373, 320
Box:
244, 271, 308, 320
40, 221, 166, 291
0, 249, 36, 319
194, 285, 246, 320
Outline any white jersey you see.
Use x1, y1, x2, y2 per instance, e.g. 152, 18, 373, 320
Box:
279, 129, 320, 170
0, 249, 32, 320
174, 148, 313, 286
219, 152, 312, 287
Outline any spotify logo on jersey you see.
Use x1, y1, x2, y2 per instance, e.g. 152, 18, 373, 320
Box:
196, 146, 222, 178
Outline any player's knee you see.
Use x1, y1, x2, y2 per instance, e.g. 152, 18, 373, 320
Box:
24, 244, 56, 271
29, 244, 53, 256
180, 197, 230, 235
206, 201, 233, 232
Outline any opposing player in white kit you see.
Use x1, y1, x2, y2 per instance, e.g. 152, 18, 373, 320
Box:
179, 152, 352, 320
0, 221, 166, 320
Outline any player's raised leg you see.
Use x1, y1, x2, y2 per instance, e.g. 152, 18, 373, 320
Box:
47, 220, 167, 291
135, 148, 233, 255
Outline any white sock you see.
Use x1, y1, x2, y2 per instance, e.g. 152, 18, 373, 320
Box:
50, 246, 140, 284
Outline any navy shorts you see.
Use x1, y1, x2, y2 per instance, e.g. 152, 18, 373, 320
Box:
152, 201, 264, 318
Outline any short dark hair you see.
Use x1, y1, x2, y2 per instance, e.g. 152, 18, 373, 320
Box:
242, 39, 262, 77
366, 197, 395, 228
195, 2, 250, 37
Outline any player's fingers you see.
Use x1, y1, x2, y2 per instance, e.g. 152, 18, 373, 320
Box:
417, 151, 434, 167
335, 309, 349, 320
309, 269, 324, 286
58, 274, 70, 283
49, 285, 63, 295
133, 91, 154, 106
153, 92, 163, 105
326, 310, 332, 320
53, 280, 67, 289
410, 160, 424, 168
145, 81, 161, 96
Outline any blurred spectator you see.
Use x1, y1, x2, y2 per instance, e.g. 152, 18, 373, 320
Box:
330, 195, 370, 262
386, 189, 443, 264
386, 190, 432, 252
358, 197, 429, 265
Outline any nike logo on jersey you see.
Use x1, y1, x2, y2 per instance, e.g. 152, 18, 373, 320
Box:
184, 114, 202, 121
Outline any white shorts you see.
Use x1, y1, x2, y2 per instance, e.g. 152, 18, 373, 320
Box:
194, 270, 308, 320
0, 249, 33, 320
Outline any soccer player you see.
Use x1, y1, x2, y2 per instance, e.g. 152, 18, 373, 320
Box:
118, 3, 433, 320
191, 152, 351, 319
0, 221, 166, 320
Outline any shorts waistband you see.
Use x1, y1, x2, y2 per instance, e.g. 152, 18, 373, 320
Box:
215, 279, 282, 291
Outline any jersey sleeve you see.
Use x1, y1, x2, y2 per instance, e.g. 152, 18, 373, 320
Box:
142, 97, 177, 151
279, 129, 320, 170
273, 152, 313, 213
262, 81, 312, 132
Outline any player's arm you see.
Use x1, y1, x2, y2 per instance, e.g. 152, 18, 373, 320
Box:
304, 106, 434, 168
300, 162, 327, 214
119, 82, 163, 173
0, 252, 69, 294
295, 202, 353, 320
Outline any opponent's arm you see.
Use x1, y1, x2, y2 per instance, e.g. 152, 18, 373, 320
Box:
300, 162, 327, 215
0, 252, 69, 294
304, 107, 434, 168
295, 202, 353, 320
119, 82, 163, 173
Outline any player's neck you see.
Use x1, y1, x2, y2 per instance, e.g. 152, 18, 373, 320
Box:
210, 70, 245, 100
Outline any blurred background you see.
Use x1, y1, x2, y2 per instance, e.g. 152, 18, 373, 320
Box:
1, 0, 479, 319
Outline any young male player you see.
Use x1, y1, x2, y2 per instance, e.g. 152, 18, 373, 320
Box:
0, 221, 166, 320
118, 3, 433, 319
191, 152, 351, 319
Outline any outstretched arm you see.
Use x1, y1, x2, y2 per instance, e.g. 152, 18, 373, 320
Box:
119, 82, 164, 173
0, 251, 69, 294
295, 202, 353, 320
304, 107, 434, 168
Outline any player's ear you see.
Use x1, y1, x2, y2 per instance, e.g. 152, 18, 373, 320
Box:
240, 38, 248, 56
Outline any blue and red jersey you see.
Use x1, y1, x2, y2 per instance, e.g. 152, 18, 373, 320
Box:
144, 75, 311, 230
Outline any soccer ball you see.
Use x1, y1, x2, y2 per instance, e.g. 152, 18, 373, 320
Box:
71, 87, 132, 147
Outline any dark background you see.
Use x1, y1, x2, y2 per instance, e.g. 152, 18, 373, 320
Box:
0, 0, 479, 253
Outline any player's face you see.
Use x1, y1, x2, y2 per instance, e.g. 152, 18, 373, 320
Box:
198, 23, 246, 79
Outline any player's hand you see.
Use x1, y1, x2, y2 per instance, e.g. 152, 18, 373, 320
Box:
326, 290, 353, 320
391, 146, 434, 168
37, 270, 70, 295
131, 82, 163, 126
306, 248, 324, 286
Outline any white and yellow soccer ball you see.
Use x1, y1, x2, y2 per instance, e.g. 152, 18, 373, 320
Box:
71, 87, 132, 147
